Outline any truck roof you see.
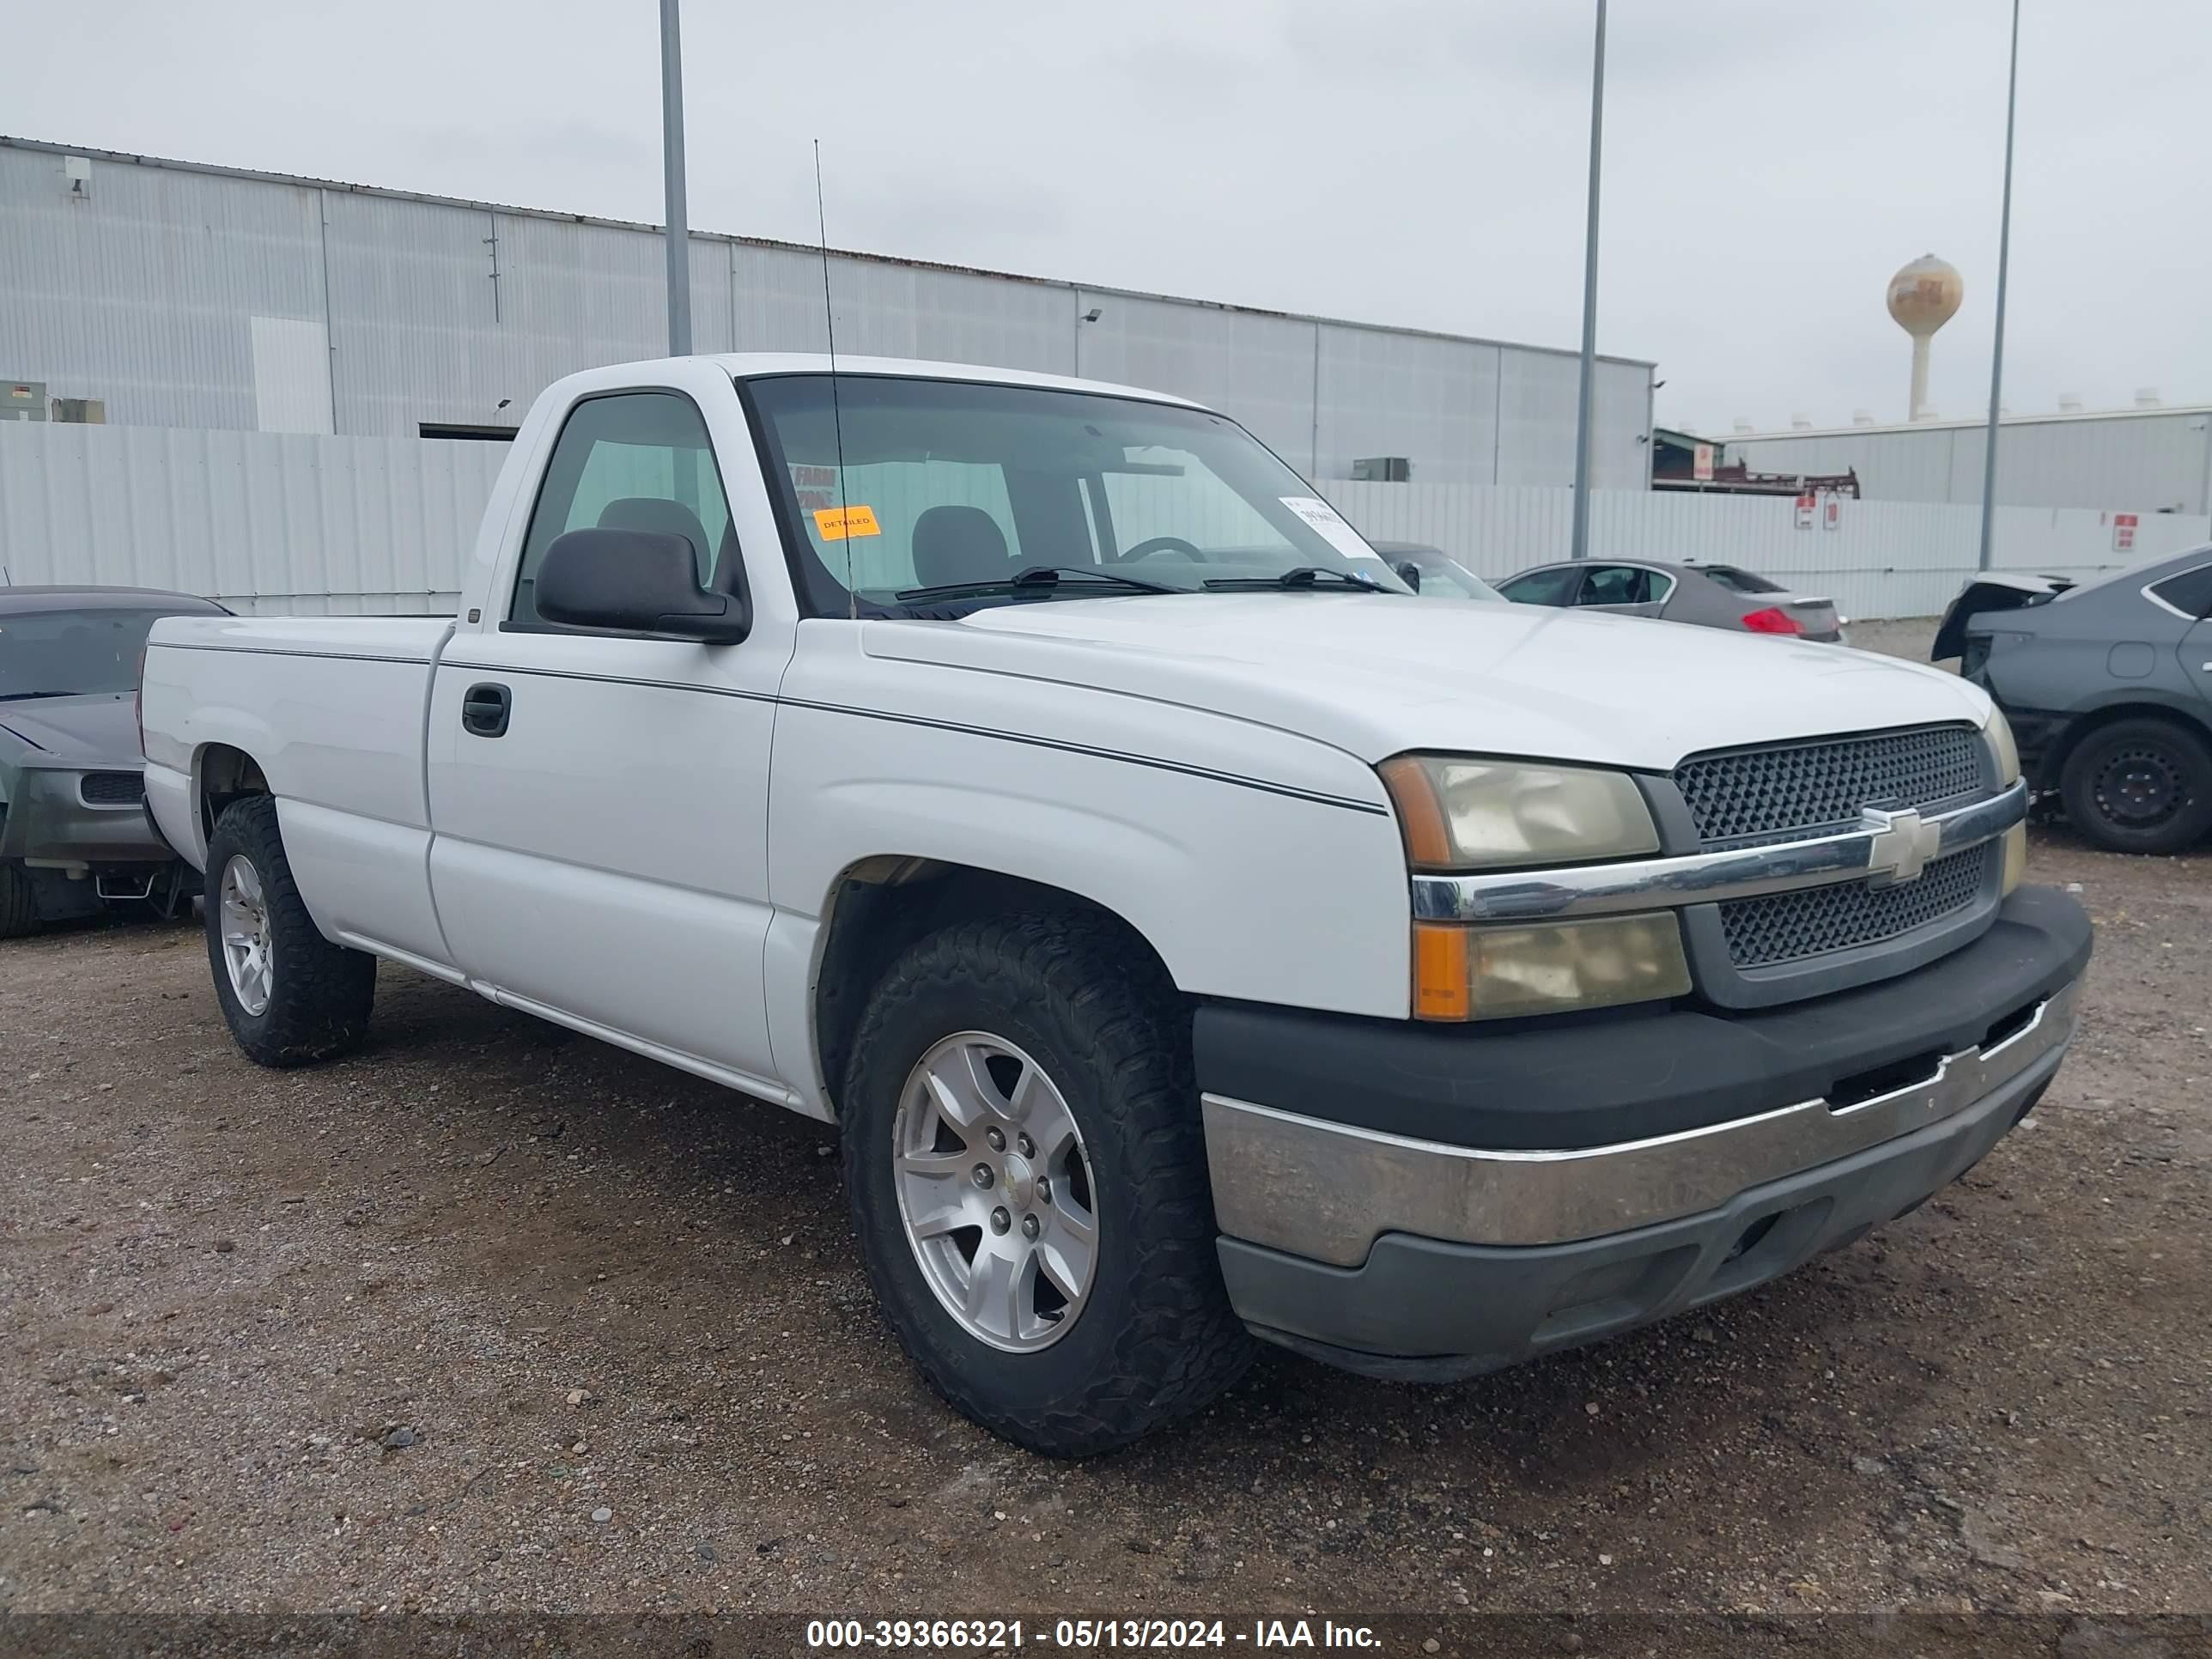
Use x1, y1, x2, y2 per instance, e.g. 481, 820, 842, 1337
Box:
669, 353, 1207, 409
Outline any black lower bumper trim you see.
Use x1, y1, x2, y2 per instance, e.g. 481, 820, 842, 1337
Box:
1220, 1045, 2062, 1381
1194, 884, 2090, 1152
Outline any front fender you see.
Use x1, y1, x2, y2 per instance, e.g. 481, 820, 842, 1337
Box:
765, 700, 1412, 1022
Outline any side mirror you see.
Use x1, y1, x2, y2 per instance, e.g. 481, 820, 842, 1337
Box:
535, 527, 748, 643
1392, 559, 1422, 593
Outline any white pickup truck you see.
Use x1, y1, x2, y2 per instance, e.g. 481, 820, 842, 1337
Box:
142, 354, 2093, 1455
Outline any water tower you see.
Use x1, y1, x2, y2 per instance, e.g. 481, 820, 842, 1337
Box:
1887, 253, 1964, 422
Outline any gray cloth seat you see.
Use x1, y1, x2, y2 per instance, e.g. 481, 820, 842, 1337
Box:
598, 496, 714, 580
910, 504, 1012, 588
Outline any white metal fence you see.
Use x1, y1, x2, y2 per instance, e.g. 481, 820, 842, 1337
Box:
3, 422, 2205, 621
1327, 483, 2211, 622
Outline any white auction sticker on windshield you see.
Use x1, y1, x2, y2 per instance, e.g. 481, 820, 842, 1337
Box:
1279, 495, 1385, 564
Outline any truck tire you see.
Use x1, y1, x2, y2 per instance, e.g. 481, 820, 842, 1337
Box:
841, 912, 1254, 1456
204, 796, 376, 1066
2057, 715, 2212, 855
0, 860, 38, 939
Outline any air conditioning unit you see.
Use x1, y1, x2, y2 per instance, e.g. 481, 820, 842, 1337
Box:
1351, 455, 1412, 482
52, 397, 106, 424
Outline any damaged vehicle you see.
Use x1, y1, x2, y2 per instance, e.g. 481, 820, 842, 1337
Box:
1, 585, 225, 936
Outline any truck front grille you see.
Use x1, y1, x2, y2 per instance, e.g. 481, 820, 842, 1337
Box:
79, 771, 146, 806
1674, 725, 1985, 848
1717, 842, 1996, 969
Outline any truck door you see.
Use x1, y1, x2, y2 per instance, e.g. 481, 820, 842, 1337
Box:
424, 384, 789, 1097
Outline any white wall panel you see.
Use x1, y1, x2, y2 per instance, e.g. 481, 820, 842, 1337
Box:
1733, 410, 2212, 514
0, 422, 502, 612
1314, 325, 1500, 485
1327, 480, 2209, 619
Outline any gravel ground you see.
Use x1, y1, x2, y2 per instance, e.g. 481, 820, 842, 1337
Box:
3, 641, 2207, 1622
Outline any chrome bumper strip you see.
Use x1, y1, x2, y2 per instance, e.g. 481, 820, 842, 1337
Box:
1203, 975, 2078, 1267
1410, 778, 2029, 924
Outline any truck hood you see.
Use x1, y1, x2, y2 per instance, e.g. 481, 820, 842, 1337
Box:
863, 594, 1990, 771
0, 693, 142, 767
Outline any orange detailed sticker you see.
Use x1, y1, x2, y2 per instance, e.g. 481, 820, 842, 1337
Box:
812, 505, 881, 541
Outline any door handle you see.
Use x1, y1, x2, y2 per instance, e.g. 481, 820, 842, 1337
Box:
461, 682, 511, 738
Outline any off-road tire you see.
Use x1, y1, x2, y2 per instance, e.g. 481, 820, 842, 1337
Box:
842, 912, 1255, 1456
204, 796, 376, 1066
2058, 715, 2212, 855
0, 860, 38, 938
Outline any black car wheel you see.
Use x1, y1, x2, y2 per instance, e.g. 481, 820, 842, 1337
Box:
204, 796, 377, 1065
841, 911, 1254, 1456
0, 860, 38, 939
2058, 716, 2212, 854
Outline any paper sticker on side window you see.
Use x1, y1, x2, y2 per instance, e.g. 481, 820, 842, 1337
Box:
1279, 495, 1382, 563
813, 505, 881, 541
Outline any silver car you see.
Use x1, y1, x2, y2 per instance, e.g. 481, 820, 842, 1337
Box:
2, 585, 224, 934
1494, 558, 1844, 642
1938, 546, 2212, 854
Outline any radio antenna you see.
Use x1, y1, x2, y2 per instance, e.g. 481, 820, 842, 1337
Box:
813, 140, 856, 619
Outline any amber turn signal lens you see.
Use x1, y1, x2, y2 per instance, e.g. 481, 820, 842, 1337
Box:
1412, 922, 1472, 1021
1379, 756, 1455, 868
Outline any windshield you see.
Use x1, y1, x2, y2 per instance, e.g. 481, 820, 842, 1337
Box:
0, 607, 191, 701
744, 374, 1412, 614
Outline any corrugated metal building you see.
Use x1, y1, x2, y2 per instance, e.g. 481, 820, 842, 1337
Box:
1726, 405, 2212, 515
0, 136, 1655, 489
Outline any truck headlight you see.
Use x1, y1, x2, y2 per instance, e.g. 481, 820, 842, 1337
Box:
1984, 707, 2021, 787
1413, 915, 1692, 1021
1378, 755, 1661, 871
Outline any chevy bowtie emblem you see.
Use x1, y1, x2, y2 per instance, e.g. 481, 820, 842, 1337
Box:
1861, 805, 1943, 887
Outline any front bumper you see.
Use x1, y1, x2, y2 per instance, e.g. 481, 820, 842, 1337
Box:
1198, 884, 2091, 1377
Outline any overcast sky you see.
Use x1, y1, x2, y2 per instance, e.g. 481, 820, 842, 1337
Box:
5, 1, 2206, 437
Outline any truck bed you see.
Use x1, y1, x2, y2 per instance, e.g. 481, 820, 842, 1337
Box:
141, 613, 455, 965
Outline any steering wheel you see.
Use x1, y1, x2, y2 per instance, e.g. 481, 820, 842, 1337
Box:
1109, 535, 1207, 565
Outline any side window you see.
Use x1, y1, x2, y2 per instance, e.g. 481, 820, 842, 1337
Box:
1578, 565, 1654, 606
1499, 567, 1583, 607
2148, 562, 2212, 620
510, 392, 733, 627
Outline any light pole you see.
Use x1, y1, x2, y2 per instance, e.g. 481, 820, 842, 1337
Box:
659, 0, 692, 356
1976, 0, 2021, 570
1569, 0, 1607, 561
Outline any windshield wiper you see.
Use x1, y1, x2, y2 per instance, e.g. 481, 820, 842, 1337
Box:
0, 690, 92, 701
896, 564, 1180, 600
1201, 566, 1400, 592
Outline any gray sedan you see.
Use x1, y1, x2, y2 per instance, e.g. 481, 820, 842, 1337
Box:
1938, 546, 2212, 854
1, 585, 226, 934
1494, 558, 1844, 642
